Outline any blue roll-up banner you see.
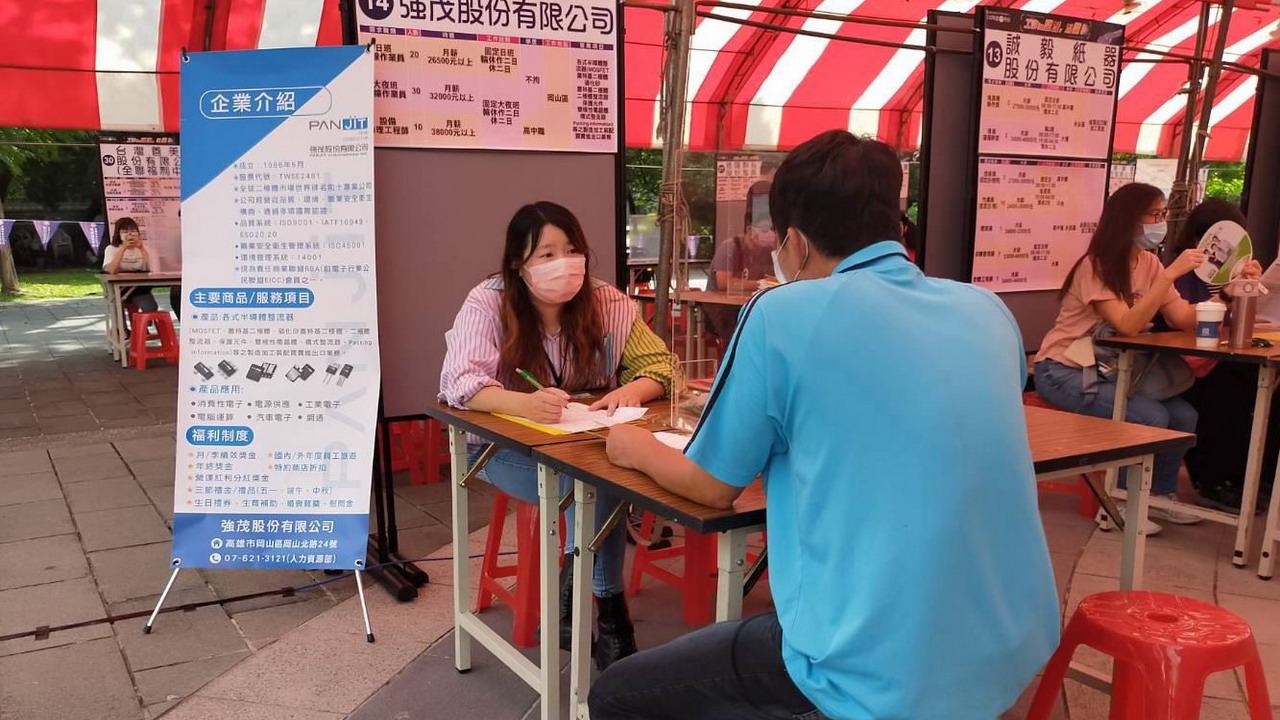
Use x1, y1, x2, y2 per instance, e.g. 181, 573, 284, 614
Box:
0, 220, 12, 250
173, 45, 378, 570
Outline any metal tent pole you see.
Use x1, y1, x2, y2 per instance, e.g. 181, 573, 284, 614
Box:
654, 0, 694, 343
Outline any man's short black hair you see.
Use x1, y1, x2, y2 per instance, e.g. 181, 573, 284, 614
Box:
769, 130, 902, 258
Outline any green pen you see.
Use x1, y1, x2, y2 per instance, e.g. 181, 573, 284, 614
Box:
515, 368, 545, 391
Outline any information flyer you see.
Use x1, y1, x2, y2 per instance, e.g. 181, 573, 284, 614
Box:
173, 46, 379, 570
356, 0, 618, 151
971, 157, 1107, 289
99, 133, 182, 269
972, 8, 1122, 292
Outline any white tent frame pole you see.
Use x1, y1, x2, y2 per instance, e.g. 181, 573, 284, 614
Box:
654, 0, 694, 343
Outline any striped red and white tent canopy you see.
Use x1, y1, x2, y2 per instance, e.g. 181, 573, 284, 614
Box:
0, 0, 343, 134
0, 0, 1275, 160
624, 0, 1280, 159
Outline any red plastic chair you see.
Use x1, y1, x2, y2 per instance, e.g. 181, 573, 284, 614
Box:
1024, 392, 1101, 518
388, 420, 448, 485
475, 491, 566, 648
627, 511, 765, 627
1028, 591, 1272, 719
129, 312, 178, 370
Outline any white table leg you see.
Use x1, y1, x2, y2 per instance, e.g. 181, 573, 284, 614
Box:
1100, 350, 1136, 529
1119, 454, 1153, 590
1259, 478, 1280, 579
117, 284, 129, 367
569, 479, 596, 720
695, 305, 706, 362
1233, 366, 1276, 567
536, 463, 561, 720
715, 529, 748, 622
448, 426, 473, 672
682, 301, 693, 361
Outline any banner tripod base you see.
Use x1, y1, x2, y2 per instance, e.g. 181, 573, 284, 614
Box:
354, 560, 375, 643
143, 560, 182, 634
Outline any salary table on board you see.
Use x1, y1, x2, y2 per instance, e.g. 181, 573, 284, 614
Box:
972, 156, 1108, 291
358, 0, 618, 152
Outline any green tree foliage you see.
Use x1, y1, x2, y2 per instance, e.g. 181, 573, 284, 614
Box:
0, 128, 101, 217
1203, 161, 1244, 207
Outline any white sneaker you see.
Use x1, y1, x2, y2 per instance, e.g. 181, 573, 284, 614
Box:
1149, 495, 1204, 525
1096, 508, 1163, 536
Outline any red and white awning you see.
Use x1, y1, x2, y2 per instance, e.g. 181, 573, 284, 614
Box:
0, 0, 343, 133
1, 0, 1274, 160
624, 0, 1280, 160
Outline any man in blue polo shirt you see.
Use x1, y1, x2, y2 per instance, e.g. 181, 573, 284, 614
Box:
592, 130, 1059, 720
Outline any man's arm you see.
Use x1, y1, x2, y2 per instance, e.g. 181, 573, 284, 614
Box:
607, 425, 744, 510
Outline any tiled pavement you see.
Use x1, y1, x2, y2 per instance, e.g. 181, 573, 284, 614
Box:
3, 297, 1278, 719
0, 297, 493, 719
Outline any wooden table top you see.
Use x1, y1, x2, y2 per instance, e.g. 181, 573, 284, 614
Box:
424, 400, 673, 456
532, 405, 1194, 534
631, 290, 756, 307
97, 272, 183, 284
534, 439, 767, 534
1025, 405, 1193, 475
1095, 331, 1280, 365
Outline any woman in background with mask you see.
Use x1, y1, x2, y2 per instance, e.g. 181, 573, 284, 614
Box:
440, 201, 674, 669
1032, 182, 1205, 535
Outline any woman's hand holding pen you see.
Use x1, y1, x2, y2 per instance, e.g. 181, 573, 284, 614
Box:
523, 387, 569, 423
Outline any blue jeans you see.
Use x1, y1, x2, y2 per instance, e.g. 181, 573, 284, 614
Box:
589, 612, 825, 720
476, 447, 626, 596
1034, 360, 1196, 497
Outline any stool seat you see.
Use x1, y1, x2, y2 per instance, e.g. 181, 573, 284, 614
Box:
130, 312, 178, 370
1028, 591, 1272, 719
1080, 592, 1253, 650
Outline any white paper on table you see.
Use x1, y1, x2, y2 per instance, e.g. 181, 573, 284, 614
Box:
513, 403, 648, 434
653, 431, 691, 451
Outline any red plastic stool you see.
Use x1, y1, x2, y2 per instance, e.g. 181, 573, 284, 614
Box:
475, 491, 566, 648
1028, 591, 1273, 719
627, 511, 765, 627
1024, 392, 1101, 518
130, 312, 178, 370
387, 421, 447, 486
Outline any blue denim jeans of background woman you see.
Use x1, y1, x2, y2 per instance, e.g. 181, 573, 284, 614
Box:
473, 447, 626, 596
1034, 360, 1197, 496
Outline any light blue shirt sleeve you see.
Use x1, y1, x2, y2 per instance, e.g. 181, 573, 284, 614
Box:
685, 304, 782, 487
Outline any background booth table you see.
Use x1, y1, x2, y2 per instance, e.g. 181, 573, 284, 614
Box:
97, 272, 183, 368
632, 289, 754, 361
1096, 331, 1280, 578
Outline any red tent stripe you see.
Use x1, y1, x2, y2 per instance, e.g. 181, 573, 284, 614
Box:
0, 0, 101, 130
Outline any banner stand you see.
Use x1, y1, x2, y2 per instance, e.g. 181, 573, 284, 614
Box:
365, 395, 429, 602
142, 558, 378, 643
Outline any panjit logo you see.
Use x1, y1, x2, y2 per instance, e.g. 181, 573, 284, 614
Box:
308, 116, 370, 131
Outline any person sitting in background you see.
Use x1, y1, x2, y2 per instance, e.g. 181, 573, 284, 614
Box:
103, 217, 159, 335
1033, 182, 1205, 535
704, 180, 777, 338
1162, 200, 1271, 511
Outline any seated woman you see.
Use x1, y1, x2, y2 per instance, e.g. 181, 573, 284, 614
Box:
1033, 182, 1205, 535
103, 217, 160, 335
1162, 200, 1270, 511
439, 201, 675, 669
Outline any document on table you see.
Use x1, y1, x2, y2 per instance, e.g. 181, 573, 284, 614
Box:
495, 403, 648, 435
653, 431, 692, 451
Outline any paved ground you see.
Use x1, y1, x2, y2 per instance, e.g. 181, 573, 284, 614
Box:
0, 297, 493, 719
2, 296, 1278, 719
